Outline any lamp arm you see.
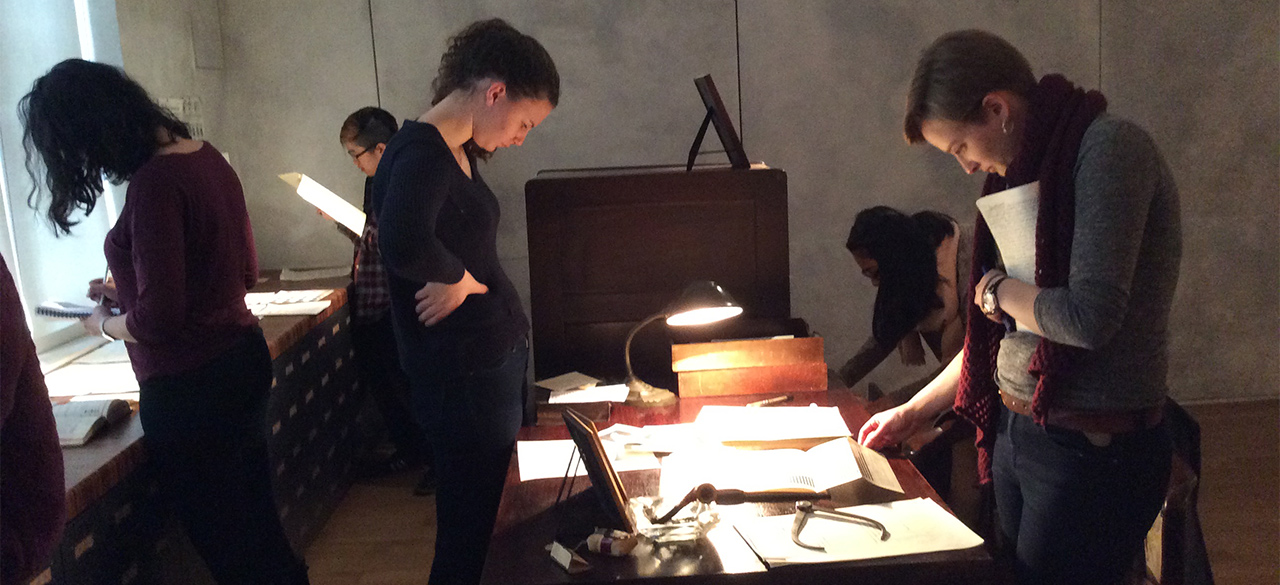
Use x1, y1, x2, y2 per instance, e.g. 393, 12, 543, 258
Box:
623, 312, 666, 380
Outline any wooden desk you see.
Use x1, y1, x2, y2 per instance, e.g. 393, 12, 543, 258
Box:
482, 390, 994, 584
33, 282, 362, 585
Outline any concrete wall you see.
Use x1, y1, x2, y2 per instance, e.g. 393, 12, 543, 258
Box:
115, 0, 1278, 402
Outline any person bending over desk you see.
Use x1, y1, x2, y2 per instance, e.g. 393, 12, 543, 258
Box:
859, 30, 1180, 585
839, 206, 971, 406
22, 59, 309, 585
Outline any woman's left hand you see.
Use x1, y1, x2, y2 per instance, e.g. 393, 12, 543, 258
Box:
414, 269, 489, 326
82, 304, 114, 337
974, 269, 1007, 324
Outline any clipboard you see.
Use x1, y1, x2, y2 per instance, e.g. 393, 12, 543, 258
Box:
562, 407, 637, 533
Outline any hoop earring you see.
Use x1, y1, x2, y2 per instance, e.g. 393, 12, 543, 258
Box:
1002, 119, 1013, 135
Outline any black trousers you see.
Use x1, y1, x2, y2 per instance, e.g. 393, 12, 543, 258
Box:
351, 313, 430, 461
412, 340, 528, 585
993, 405, 1171, 585
138, 328, 309, 585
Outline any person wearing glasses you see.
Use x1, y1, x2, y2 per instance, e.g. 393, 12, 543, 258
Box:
859, 30, 1180, 585
371, 19, 558, 585
22, 59, 309, 584
337, 107, 435, 496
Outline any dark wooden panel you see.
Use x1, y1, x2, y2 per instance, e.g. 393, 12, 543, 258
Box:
526, 167, 789, 382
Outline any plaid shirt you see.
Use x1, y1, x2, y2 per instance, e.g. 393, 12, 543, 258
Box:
351, 215, 392, 324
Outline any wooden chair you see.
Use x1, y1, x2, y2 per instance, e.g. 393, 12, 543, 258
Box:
1139, 400, 1215, 585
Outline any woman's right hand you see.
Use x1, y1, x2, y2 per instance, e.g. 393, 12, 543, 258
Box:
857, 403, 932, 451
87, 277, 119, 306
414, 269, 489, 326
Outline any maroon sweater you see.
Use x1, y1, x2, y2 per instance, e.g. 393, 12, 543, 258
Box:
105, 142, 260, 382
1, 256, 66, 583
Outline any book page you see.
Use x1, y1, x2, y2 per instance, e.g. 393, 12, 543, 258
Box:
658, 447, 817, 500
278, 172, 365, 234
693, 405, 851, 449
804, 438, 865, 490
975, 181, 1038, 284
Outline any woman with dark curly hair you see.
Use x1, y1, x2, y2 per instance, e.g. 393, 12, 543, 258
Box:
21, 59, 309, 585
840, 206, 971, 405
370, 18, 558, 585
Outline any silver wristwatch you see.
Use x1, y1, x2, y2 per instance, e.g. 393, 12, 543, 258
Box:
98, 316, 118, 341
981, 272, 1008, 316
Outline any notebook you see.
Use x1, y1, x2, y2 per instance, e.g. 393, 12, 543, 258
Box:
37, 301, 120, 320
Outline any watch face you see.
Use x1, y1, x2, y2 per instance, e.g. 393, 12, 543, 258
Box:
982, 288, 997, 315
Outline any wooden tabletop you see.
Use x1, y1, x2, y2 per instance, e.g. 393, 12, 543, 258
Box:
482, 389, 993, 584
60, 277, 349, 520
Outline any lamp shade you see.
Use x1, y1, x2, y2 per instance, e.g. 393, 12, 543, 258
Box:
663, 281, 743, 326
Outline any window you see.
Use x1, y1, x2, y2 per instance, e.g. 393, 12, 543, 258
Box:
0, 0, 125, 352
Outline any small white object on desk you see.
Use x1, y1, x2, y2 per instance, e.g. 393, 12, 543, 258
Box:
245, 289, 333, 317
548, 383, 629, 404
278, 266, 351, 281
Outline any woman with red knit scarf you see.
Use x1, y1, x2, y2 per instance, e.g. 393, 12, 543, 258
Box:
858, 30, 1181, 585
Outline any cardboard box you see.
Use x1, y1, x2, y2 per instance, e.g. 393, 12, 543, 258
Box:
671, 336, 827, 397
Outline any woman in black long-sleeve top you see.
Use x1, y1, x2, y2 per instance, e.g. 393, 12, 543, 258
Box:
371, 19, 558, 585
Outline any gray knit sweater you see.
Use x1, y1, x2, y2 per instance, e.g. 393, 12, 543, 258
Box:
996, 114, 1182, 411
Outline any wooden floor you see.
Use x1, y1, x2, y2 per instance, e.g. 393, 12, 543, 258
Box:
305, 400, 1280, 585
1185, 400, 1279, 585
305, 472, 436, 585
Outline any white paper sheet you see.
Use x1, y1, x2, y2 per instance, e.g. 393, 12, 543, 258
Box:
536, 371, 601, 392
733, 497, 984, 566
693, 405, 852, 447
975, 181, 1039, 331
975, 181, 1039, 284
516, 437, 660, 482
279, 266, 352, 281
548, 383, 629, 404
44, 361, 140, 398
279, 172, 365, 235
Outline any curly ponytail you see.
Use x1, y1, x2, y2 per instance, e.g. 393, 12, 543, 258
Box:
430, 18, 560, 107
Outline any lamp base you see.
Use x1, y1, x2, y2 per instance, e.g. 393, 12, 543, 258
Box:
625, 377, 678, 408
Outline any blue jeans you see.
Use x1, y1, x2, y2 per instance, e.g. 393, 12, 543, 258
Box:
993, 404, 1170, 585
139, 328, 309, 585
412, 338, 528, 585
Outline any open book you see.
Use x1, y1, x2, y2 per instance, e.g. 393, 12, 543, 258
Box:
51, 399, 133, 446
659, 437, 904, 506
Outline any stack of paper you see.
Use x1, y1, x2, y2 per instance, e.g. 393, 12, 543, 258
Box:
733, 497, 984, 567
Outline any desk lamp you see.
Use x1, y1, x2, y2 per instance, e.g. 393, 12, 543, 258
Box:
625, 281, 742, 407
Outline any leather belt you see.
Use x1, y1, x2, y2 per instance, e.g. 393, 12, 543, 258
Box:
1000, 392, 1163, 436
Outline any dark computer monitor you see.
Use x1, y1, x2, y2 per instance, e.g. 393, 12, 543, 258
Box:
562, 407, 637, 533
691, 74, 750, 170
